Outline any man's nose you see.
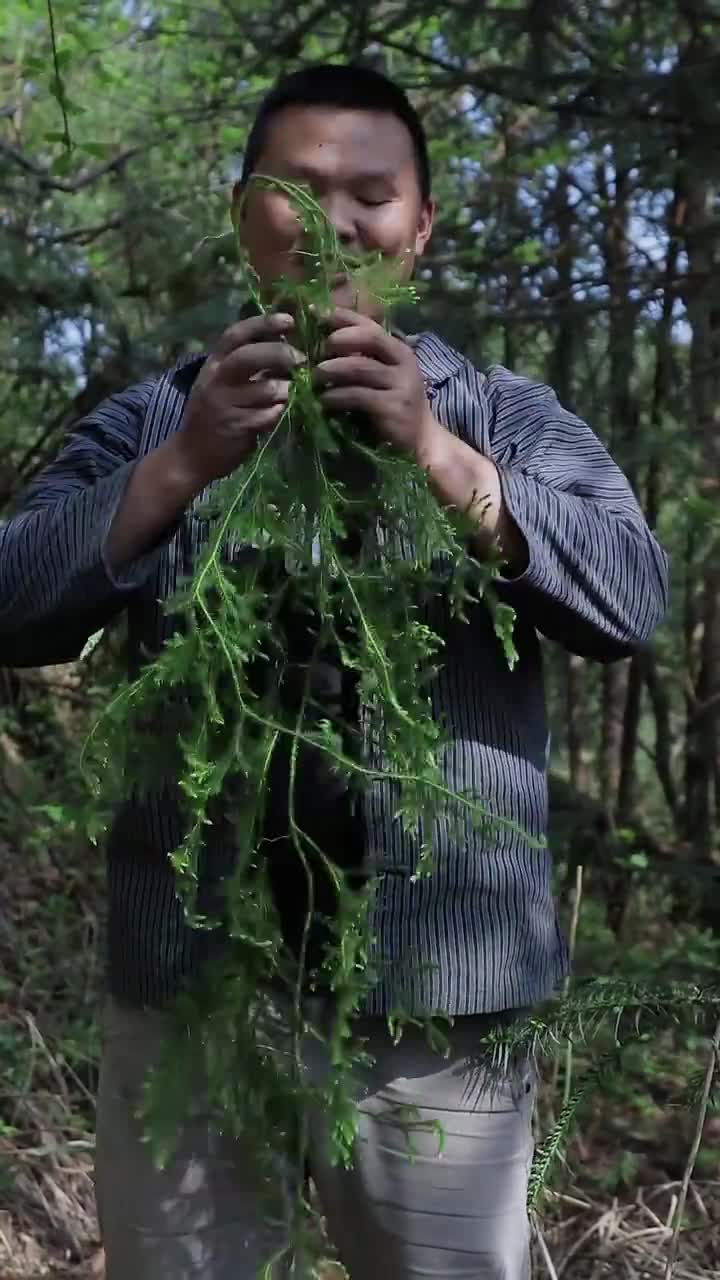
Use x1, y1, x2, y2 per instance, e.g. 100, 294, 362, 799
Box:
318, 194, 357, 246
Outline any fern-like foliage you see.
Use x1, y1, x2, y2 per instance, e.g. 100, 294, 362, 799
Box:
79, 177, 520, 1270
77, 181, 720, 1267
490, 978, 720, 1210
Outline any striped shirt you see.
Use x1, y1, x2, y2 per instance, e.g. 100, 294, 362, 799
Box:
0, 332, 668, 1015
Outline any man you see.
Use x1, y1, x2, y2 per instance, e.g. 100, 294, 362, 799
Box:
0, 63, 667, 1279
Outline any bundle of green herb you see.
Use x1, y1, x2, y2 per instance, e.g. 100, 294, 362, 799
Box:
81, 177, 516, 1271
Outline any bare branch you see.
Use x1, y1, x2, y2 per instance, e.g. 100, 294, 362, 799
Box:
0, 141, 139, 193
371, 35, 720, 130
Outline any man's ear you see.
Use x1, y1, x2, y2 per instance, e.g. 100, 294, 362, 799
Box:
414, 198, 435, 258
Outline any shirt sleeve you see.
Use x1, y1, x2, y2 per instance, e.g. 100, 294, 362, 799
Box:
0, 379, 163, 668
485, 366, 669, 660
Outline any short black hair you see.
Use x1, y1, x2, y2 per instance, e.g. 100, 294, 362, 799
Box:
240, 63, 431, 200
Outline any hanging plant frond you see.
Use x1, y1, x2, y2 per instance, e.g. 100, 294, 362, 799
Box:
76, 177, 720, 1268
79, 175, 518, 1267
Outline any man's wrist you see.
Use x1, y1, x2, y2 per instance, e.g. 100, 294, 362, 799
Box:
159, 433, 216, 503
414, 413, 453, 473
415, 419, 528, 574
416, 420, 500, 527
105, 438, 201, 574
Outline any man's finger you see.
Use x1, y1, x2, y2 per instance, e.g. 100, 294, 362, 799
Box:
220, 341, 307, 382
322, 324, 399, 365
318, 385, 383, 417
248, 403, 288, 433
312, 305, 364, 324
313, 357, 393, 391
232, 378, 291, 408
213, 312, 294, 360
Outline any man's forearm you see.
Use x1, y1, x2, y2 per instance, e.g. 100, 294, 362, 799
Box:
108, 417, 528, 576
105, 434, 206, 572
417, 424, 528, 575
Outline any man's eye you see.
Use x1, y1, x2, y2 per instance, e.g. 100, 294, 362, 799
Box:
358, 196, 390, 208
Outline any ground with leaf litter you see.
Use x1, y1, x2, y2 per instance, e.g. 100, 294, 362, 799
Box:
0, 667, 718, 1278
0, 982, 717, 1279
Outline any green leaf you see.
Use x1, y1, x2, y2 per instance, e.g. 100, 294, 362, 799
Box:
514, 239, 543, 266
49, 151, 75, 175
80, 630, 105, 660
491, 599, 519, 669
53, 46, 75, 69
218, 124, 245, 149
48, 83, 85, 116
81, 141, 111, 158
31, 803, 67, 825
628, 851, 649, 870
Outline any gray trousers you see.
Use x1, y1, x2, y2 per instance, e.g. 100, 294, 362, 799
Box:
96, 997, 534, 1279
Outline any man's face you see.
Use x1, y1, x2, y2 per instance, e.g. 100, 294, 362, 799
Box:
233, 104, 434, 318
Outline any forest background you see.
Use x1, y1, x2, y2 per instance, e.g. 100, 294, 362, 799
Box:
0, 1, 718, 1276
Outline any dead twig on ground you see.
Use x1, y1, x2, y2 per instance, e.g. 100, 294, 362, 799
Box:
664, 1020, 720, 1280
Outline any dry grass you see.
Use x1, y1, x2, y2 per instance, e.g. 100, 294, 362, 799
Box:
1, 947, 718, 1278
0, 998, 717, 1279
1, 1117, 718, 1280
536, 1183, 720, 1279
1, 698, 718, 1279
0, 1009, 99, 1278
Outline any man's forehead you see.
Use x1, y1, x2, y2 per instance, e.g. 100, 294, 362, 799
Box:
276, 157, 398, 183
261, 105, 415, 171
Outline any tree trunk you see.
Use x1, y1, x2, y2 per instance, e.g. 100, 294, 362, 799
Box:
616, 662, 642, 826
677, 13, 720, 855
643, 651, 681, 823
623, 175, 683, 827
544, 170, 591, 796
598, 159, 637, 823
566, 654, 590, 795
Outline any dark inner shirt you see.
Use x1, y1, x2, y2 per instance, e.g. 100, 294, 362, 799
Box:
256, 593, 366, 980
253, 424, 373, 980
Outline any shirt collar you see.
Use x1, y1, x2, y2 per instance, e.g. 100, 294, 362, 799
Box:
171, 352, 207, 392
404, 331, 464, 386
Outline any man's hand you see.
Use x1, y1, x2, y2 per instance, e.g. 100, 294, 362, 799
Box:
312, 308, 441, 461
106, 313, 306, 572
312, 307, 527, 574
172, 311, 307, 490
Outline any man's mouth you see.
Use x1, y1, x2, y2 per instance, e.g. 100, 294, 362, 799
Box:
331, 273, 362, 303
271, 265, 361, 310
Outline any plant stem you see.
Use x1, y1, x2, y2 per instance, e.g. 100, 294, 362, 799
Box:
547, 863, 584, 1119
563, 865, 584, 1107
664, 1016, 720, 1279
